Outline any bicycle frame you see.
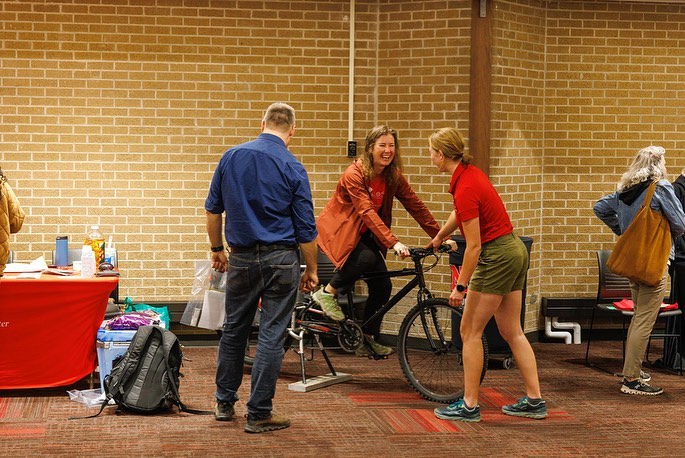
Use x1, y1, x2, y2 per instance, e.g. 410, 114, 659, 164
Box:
285, 246, 482, 400
342, 248, 441, 331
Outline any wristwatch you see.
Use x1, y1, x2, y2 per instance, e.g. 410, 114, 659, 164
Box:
210, 245, 225, 253
455, 284, 467, 293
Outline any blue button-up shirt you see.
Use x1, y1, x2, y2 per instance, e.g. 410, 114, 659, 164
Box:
205, 133, 317, 247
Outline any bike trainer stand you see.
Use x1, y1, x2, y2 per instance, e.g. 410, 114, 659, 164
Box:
287, 332, 352, 393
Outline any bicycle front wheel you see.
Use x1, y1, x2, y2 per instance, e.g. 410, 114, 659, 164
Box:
398, 298, 488, 404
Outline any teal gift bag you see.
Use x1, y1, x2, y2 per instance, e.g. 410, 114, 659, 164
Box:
123, 297, 171, 329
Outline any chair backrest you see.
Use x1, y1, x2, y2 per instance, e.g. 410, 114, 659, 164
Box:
597, 250, 631, 302
316, 249, 336, 285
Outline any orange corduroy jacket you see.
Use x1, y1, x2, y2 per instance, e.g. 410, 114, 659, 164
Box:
0, 177, 25, 276
316, 161, 440, 269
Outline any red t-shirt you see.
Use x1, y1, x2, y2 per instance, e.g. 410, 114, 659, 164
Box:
361, 175, 386, 233
448, 162, 513, 243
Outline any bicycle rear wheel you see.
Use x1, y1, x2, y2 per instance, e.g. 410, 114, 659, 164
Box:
398, 298, 488, 403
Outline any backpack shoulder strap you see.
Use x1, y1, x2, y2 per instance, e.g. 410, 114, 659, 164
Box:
152, 327, 213, 415
68, 394, 113, 420
106, 326, 154, 395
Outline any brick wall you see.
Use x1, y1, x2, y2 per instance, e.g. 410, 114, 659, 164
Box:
1, 0, 361, 300
541, 0, 685, 303
488, 0, 685, 330
491, 0, 546, 330
3, 0, 685, 334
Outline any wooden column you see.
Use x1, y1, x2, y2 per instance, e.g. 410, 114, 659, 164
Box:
469, 0, 492, 175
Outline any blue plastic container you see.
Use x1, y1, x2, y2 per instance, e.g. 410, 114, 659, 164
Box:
95, 324, 136, 392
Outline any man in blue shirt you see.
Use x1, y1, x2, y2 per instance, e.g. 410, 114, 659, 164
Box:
205, 102, 318, 433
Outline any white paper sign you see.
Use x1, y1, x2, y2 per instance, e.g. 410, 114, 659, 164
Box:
197, 289, 226, 330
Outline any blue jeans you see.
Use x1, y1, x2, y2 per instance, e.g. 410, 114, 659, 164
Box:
215, 247, 299, 420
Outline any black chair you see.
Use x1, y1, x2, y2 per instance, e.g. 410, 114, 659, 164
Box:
315, 249, 336, 285
585, 249, 683, 376
318, 250, 368, 313
664, 263, 685, 372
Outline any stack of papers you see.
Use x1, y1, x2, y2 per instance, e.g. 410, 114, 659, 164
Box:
45, 268, 76, 276
4, 256, 49, 278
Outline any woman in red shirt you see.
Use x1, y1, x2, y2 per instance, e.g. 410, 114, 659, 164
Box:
315, 125, 440, 357
427, 127, 545, 423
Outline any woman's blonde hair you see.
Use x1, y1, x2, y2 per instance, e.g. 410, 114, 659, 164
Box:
359, 125, 402, 187
429, 127, 471, 165
617, 146, 668, 192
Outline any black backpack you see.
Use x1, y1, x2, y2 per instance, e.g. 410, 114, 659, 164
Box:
71, 326, 208, 419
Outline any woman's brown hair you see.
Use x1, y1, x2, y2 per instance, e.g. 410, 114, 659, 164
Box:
359, 125, 402, 187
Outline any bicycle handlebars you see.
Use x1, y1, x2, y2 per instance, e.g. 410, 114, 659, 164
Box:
407, 244, 452, 259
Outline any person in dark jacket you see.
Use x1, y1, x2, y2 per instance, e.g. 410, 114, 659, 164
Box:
672, 169, 685, 265
667, 168, 685, 370
594, 146, 685, 395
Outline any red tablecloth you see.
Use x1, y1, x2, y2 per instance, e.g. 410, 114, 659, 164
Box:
0, 274, 118, 390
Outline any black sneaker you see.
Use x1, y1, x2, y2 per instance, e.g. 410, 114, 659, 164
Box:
244, 413, 291, 433
215, 401, 235, 421
620, 378, 663, 396
640, 370, 651, 383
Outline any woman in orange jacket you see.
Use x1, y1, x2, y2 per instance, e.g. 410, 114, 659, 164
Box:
314, 125, 441, 357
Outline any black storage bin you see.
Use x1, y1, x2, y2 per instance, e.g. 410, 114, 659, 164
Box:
450, 235, 533, 365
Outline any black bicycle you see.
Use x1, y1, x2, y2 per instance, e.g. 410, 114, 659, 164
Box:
289, 246, 488, 404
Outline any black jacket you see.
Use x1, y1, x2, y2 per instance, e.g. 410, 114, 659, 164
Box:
673, 174, 685, 264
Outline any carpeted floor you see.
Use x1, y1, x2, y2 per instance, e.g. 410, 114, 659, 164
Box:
1, 340, 683, 457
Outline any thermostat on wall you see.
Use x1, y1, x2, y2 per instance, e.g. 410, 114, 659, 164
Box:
347, 141, 357, 157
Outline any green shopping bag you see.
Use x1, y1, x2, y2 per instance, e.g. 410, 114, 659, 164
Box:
123, 297, 171, 329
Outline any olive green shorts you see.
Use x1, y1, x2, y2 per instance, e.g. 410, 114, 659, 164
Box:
468, 233, 529, 295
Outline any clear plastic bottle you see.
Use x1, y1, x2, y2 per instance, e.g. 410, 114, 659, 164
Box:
85, 225, 105, 267
80, 245, 96, 278
104, 235, 116, 266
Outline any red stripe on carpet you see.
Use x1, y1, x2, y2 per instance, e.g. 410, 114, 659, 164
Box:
0, 427, 46, 437
378, 409, 465, 433
408, 409, 465, 433
378, 407, 573, 432
479, 387, 515, 407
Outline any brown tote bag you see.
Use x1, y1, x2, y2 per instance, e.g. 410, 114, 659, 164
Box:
606, 181, 671, 287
